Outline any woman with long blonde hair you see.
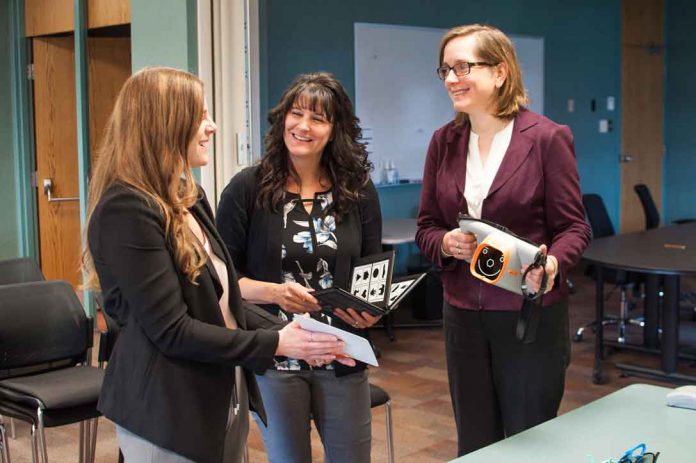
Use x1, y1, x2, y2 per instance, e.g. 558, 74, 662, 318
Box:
84, 67, 352, 463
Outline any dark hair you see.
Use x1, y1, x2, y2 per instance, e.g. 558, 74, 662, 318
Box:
256, 72, 371, 219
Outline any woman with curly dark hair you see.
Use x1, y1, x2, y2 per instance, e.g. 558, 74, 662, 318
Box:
216, 72, 383, 462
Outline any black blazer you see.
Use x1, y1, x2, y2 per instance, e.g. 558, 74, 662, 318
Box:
88, 182, 281, 463
216, 165, 383, 376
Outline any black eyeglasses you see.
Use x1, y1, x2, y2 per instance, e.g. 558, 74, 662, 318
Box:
436, 62, 497, 80
618, 453, 659, 463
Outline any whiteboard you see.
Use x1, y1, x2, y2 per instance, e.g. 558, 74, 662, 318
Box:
355, 23, 544, 180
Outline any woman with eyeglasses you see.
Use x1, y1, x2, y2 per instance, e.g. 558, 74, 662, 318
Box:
216, 72, 382, 462
84, 67, 348, 463
415, 25, 590, 456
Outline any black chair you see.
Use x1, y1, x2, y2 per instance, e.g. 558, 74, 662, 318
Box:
369, 383, 394, 463
633, 184, 661, 230
0, 257, 45, 440
634, 183, 696, 229
0, 281, 104, 463
574, 194, 644, 343
0, 258, 45, 286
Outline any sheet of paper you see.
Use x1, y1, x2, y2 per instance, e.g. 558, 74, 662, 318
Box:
293, 315, 379, 367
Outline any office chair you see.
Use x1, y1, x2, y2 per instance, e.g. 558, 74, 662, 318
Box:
369, 383, 394, 463
0, 258, 45, 286
0, 281, 104, 463
574, 194, 644, 343
0, 257, 45, 440
634, 183, 696, 229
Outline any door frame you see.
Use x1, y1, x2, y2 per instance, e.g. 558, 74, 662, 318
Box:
10, 0, 39, 260
10, 0, 94, 316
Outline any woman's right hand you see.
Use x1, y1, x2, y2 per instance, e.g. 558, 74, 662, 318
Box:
275, 321, 355, 367
272, 282, 321, 313
442, 229, 477, 260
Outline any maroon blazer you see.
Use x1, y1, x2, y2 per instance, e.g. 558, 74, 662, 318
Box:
416, 108, 590, 311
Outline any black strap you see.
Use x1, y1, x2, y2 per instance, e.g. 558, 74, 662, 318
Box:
516, 252, 548, 344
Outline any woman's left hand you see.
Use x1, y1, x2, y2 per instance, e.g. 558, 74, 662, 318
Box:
333, 308, 381, 329
521, 244, 558, 294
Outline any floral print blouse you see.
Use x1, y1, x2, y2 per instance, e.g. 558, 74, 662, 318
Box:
274, 190, 337, 371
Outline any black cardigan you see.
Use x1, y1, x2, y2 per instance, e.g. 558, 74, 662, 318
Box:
89, 183, 281, 463
216, 165, 383, 375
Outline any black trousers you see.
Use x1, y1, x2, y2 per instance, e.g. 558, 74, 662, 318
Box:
443, 300, 570, 456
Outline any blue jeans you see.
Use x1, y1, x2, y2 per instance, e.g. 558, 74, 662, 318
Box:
254, 369, 371, 463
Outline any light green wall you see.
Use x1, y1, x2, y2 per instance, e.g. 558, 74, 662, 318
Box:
130, 0, 200, 181
0, 0, 19, 260
131, 0, 198, 73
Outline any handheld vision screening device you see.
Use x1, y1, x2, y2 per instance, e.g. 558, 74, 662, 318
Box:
457, 214, 542, 295
458, 214, 549, 343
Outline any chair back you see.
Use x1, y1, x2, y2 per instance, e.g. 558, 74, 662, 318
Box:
634, 184, 660, 229
0, 258, 45, 285
0, 281, 91, 376
582, 194, 615, 239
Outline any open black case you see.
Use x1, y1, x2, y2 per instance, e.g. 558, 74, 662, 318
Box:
313, 251, 426, 316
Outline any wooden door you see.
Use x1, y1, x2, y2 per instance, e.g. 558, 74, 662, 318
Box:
33, 36, 82, 285
620, 0, 664, 232
33, 36, 131, 287
88, 37, 132, 162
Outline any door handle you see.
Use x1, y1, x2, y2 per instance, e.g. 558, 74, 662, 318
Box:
43, 178, 79, 202
620, 154, 634, 163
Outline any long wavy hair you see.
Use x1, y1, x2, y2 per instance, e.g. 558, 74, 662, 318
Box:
257, 72, 371, 219
439, 24, 529, 125
83, 67, 206, 288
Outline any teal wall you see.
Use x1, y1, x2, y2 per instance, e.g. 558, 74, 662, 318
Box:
664, 0, 696, 223
259, 0, 623, 226
131, 0, 198, 73
0, 0, 19, 260
129, 0, 200, 180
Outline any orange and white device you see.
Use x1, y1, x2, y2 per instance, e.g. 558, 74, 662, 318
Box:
458, 215, 541, 295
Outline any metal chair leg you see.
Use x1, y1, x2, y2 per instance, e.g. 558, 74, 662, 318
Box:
37, 408, 48, 463
0, 423, 10, 463
385, 400, 394, 463
89, 418, 99, 463
79, 421, 86, 463
30, 424, 39, 463
0, 416, 15, 440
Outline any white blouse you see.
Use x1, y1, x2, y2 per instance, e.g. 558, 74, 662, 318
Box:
464, 119, 515, 219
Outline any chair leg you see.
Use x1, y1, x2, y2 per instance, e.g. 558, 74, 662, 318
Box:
79, 422, 86, 463
0, 416, 15, 440
0, 423, 10, 463
89, 418, 99, 463
385, 400, 394, 463
30, 424, 39, 463
37, 408, 48, 463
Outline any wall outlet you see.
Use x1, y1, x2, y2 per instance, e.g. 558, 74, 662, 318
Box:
607, 96, 615, 111
599, 119, 609, 133
567, 98, 575, 113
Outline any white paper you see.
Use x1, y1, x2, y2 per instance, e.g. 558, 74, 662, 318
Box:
293, 315, 379, 367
